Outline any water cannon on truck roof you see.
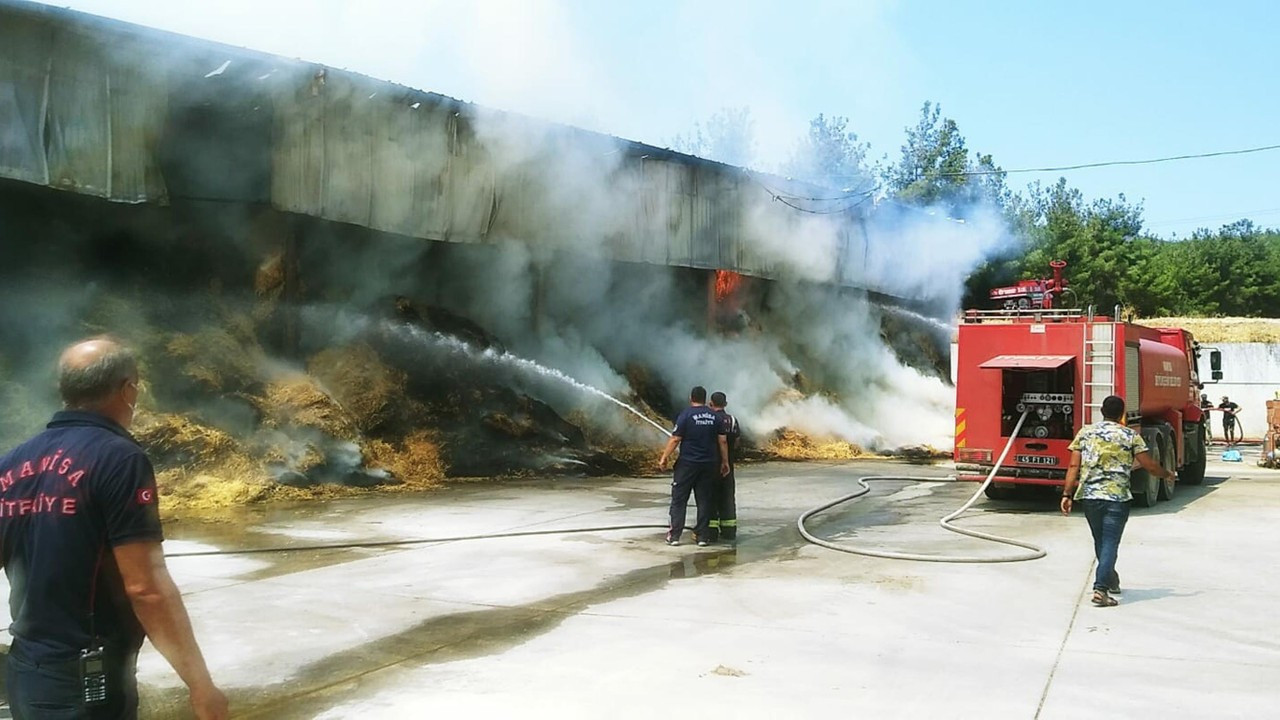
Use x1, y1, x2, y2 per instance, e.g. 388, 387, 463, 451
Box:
988, 260, 1072, 311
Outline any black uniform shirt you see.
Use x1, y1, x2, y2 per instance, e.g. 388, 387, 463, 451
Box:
713, 409, 740, 467
0, 411, 163, 663
1219, 401, 1240, 422
672, 405, 723, 464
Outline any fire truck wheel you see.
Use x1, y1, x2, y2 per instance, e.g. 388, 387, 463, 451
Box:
1132, 470, 1158, 508
1179, 452, 1207, 485
1179, 426, 1208, 486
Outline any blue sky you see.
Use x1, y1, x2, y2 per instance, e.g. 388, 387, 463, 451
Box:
48, 0, 1280, 238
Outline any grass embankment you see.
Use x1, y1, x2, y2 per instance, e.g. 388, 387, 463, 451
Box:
1140, 317, 1280, 343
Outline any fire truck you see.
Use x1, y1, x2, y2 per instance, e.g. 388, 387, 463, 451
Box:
953, 263, 1223, 506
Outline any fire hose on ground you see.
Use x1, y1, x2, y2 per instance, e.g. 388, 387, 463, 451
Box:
797, 410, 1047, 563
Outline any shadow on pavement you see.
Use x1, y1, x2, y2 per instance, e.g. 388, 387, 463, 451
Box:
1116, 587, 1201, 605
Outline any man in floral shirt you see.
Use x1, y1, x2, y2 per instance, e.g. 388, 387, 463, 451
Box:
1060, 395, 1174, 607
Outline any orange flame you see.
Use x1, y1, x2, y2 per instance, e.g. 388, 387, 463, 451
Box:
714, 270, 742, 303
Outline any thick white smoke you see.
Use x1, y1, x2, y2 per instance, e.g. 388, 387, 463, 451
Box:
388, 111, 1013, 450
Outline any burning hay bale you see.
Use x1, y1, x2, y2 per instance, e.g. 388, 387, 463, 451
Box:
482, 412, 538, 438
257, 375, 359, 441
766, 429, 867, 461
254, 251, 286, 298
307, 343, 406, 433
391, 296, 504, 352
133, 412, 241, 467
363, 430, 445, 489
164, 327, 263, 395
624, 363, 674, 420
252, 377, 399, 489
879, 313, 949, 378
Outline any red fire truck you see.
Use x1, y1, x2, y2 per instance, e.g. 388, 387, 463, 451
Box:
953, 265, 1222, 506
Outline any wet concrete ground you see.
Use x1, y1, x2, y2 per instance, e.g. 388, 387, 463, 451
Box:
2, 454, 1278, 718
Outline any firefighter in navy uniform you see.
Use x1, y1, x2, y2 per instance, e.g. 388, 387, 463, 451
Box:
657, 386, 729, 547
0, 338, 227, 720
707, 391, 740, 542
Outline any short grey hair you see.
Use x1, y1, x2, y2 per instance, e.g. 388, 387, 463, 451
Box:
59, 339, 138, 408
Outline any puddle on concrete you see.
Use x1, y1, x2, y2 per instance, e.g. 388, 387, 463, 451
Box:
185, 531, 797, 719
668, 548, 738, 579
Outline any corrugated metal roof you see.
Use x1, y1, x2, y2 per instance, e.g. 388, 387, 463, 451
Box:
0, 0, 880, 289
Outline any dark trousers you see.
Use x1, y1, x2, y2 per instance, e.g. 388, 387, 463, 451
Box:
708, 469, 737, 541
668, 461, 717, 541
1082, 499, 1130, 592
1223, 417, 1238, 443
6, 641, 139, 720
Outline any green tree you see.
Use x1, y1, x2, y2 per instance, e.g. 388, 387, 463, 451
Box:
884, 102, 1014, 214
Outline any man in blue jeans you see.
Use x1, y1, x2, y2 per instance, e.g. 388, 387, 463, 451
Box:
1060, 395, 1174, 607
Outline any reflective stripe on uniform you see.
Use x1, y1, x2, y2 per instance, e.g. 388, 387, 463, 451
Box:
719, 519, 737, 527
708, 519, 720, 529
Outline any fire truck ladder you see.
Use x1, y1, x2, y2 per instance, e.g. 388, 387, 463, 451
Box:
1082, 319, 1116, 424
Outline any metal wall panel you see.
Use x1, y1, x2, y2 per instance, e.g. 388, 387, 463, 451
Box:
0, 12, 53, 186
0, 2, 884, 294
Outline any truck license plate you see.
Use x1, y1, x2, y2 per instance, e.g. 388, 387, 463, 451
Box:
1016, 454, 1058, 466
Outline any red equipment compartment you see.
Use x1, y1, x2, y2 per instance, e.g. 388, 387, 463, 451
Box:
1138, 338, 1190, 415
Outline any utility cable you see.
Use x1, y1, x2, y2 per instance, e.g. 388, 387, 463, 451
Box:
745, 171, 880, 214
797, 410, 1046, 563
936, 142, 1280, 178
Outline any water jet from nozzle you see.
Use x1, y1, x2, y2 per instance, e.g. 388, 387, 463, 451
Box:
393, 323, 673, 438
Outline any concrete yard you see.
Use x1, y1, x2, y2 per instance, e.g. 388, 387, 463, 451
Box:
3, 453, 1278, 719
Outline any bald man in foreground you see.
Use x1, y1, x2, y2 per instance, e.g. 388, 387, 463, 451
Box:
0, 338, 227, 719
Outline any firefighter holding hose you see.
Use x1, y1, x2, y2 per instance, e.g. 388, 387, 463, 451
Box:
657, 386, 729, 547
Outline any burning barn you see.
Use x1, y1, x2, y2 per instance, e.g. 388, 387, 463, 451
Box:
0, 1, 986, 507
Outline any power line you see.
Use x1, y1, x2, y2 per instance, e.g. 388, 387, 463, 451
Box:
939, 142, 1280, 177
747, 173, 879, 215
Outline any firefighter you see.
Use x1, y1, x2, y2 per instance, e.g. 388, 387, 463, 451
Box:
707, 391, 740, 542
657, 386, 729, 547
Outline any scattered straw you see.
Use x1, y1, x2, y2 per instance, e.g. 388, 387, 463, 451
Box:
766, 429, 866, 461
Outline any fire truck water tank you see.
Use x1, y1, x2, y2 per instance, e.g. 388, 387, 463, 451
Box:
1138, 338, 1190, 415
